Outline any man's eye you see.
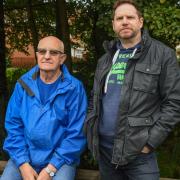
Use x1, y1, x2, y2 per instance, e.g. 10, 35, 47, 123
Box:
49, 50, 59, 55
116, 17, 123, 20
38, 49, 46, 54
128, 16, 134, 19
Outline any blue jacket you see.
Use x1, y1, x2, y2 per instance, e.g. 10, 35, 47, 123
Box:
3, 65, 87, 170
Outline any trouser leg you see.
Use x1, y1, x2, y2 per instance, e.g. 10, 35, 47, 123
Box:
53, 164, 76, 180
98, 146, 128, 180
0, 159, 22, 180
124, 152, 160, 180
98, 145, 159, 180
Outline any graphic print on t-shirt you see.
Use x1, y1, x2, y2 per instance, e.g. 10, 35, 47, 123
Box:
108, 51, 134, 86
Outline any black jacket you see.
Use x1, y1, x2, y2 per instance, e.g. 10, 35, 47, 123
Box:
84, 30, 180, 166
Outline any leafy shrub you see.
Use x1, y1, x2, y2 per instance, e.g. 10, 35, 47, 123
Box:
72, 53, 96, 96
6, 68, 28, 96
0, 68, 28, 160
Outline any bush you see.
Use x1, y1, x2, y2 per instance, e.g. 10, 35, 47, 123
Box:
6, 68, 28, 96
157, 124, 180, 178
72, 56, 96, 96
0, 68, 29, 160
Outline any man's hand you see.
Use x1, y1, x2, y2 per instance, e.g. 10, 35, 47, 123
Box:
37, 169, 51, 180
141, 145, 153, 154
37, 164, 57, 180
19, 163, 38, 180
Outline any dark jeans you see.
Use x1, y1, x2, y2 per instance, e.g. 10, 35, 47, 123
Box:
98, 146, 160, 180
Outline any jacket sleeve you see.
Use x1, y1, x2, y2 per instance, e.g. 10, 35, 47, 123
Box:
3, 82, 30, 167
87, 59, 102, 114
83, 61, 99, 136
49, 81, 87, 169
147, 49, 180, 148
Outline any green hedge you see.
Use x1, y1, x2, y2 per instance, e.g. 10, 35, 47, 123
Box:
6, 68, 28, 96
0, 68, 29, 161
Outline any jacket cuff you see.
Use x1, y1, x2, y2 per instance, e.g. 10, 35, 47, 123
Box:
147, 126, 168, 149
49, 156, 65, 170
13, 156, 30, 168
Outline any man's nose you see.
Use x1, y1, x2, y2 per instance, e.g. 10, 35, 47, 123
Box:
44, 51, 51, 58
122, 17, 128, 24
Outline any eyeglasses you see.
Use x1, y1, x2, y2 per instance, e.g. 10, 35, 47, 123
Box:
37, 48, 64, 56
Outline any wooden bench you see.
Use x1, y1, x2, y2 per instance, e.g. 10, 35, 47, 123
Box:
0, 161, 100, 179
0, 161, 179, 180
0, 161, 6, 173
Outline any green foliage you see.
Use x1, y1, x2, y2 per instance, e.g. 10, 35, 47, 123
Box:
6, 67, 28, 95
157, 125, 180, 178
69, 0, 179, 56
157, 147, 180, 178
0, 67, 28, 160
5, 57, 11, 68
72, 53, 96, 95
143, 2, 180, 48
0, 124, 7, 161
4, 0, 56, 56
4, 0, 179, 60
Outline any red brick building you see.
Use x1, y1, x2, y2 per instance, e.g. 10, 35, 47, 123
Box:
11, 45, 36, 68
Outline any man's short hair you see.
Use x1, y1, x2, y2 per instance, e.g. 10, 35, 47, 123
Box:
112, 0, 142, 18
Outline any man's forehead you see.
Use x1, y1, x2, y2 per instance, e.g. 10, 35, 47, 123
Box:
115, 4, 138, 16
38, 36, 64, 49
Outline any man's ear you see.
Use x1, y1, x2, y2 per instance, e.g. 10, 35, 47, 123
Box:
112, 20, 115, 31
60, 54, 67, 65
140, 17, 144, 28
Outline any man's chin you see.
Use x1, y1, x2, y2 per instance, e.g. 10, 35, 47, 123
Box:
119, 33, 133, 39
40, 67, 54, 72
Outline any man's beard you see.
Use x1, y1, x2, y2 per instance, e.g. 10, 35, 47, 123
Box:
118, 30, 137, 40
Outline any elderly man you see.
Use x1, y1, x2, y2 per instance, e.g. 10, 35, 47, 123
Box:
1, 36, 87, 180
84, 0, 180, 180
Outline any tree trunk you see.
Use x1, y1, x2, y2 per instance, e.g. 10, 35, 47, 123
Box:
0, 0, 8, 121
0, 0, 8, 160
55, 0, 72, 72
26, 0, 39, 62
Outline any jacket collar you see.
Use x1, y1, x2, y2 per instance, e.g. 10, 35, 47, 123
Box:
21, 64, 72, 92
27, 65, 71, 83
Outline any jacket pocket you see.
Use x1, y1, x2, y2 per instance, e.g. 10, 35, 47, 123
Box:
53, 102, 68, 126
133, 63, 161, 94
26, 128, 53, 149
84, 112, 96, 151
125, 116, 153, 155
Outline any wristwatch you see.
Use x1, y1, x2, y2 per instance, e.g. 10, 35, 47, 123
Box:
45, 167, 55, 177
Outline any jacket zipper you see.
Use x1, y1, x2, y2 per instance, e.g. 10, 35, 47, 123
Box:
92, 54, 113, 158
115, 58, 137, 169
